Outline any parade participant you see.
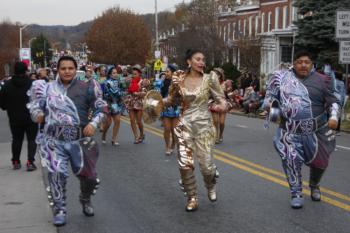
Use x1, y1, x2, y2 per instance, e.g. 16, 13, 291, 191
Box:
153, 72, 164, 92
334, 71, 346, 133
0, 62, 38, 171
27, 56, 108, 226
29, 72, 37, 80
126, 64, 149, 144
84, 65, 94, 83
169, 50, 227, 211
160, 64, 180, 155
37, 68, 49, 82
264, 51, 340, 209
101, 67, 126, 146
209, 67, 232, 144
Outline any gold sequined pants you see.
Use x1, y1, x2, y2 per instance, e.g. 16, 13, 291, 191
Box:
175, 120, 216, 172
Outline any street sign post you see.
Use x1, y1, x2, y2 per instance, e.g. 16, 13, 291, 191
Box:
154, 59, 163, 71
154, 50, 161, 59
336, 10, 350, 39
337, 10, 350, 100
339, 41, 350, 64
19, 48, 31, 61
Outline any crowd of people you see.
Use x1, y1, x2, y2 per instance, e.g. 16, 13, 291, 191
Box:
0, 48, 348, 227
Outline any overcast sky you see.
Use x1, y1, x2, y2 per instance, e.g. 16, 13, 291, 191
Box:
1, 0, 190, 26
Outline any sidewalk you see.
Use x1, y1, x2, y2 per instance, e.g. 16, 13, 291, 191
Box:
0, 142, 56, 233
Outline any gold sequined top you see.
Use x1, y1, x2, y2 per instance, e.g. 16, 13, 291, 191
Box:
177, 71, 225, 135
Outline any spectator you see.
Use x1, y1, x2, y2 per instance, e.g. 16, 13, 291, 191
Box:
0, 62, 38, 171
250, 74, 260, 92
29, 72, 37, 80
242, 86, 259, 114
38, 68, 49, 82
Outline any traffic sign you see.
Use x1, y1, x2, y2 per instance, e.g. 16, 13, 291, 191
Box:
154, 50, 161, 59
339, 41, 350, 64
19, 48, 31, 60
154, 59, 163, 71
336, 10, 350, 39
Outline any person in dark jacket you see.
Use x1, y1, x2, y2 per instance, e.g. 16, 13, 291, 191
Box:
0, 62, 38, 171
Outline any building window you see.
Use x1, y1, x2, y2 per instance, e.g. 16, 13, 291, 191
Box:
223, 25, 227, 41
238, 20, 241, 34
275, 7, 280, 30
292, 6, 298, 22
268, 12, 272, 32
249, 16, 252, 36
283, 6, 288, 28
281, 46, 292, 63
228, 23, 231, 40
255, 16, 259, 36
243, 19, 246, 36
233, 22, 236, 40
261, 13, 265, 33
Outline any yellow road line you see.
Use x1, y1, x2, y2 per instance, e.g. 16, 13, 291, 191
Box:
214, 156, 350, 212
120, 117, 350, 211
133, 118, 350, 203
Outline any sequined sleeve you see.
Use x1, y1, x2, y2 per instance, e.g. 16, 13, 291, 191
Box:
208, 71, 225, 102
321, 74, 341, 121
263, 70, 283, 110
27, 80, 47, 122
88, 79, 108, 128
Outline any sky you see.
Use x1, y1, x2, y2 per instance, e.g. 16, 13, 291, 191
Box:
1, 0, 191, 26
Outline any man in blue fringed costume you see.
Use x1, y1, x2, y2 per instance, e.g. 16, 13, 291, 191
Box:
264, 51, 340, 209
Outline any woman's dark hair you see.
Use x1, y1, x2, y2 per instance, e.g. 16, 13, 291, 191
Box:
107, 67, 117, 78
185, 49, 204, 61
57, 56, 78, 69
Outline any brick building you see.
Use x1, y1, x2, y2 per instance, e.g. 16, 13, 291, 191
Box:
217, 0, 298, 75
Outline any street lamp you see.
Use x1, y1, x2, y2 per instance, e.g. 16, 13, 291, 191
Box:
19, 24, 30, 50
28, 37, 36, 48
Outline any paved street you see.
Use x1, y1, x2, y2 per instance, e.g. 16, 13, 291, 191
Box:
54, 114, 350, 233
1, 110, 350, 233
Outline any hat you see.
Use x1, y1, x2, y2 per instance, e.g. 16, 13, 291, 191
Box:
167, 64, 177, 73
213, 67, 225, 79
132, 64, 143, 73
14, 62, 28, 75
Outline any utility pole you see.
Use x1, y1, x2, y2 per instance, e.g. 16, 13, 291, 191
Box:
19, 24, 29, 50
44, 40, 47, 67
155, 0, 159, 53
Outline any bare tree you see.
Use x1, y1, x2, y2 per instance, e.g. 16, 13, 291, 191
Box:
86, 7, 151, 65
236, 37, 261, 74
174, 0, 226, 67
0, 21, 22, 76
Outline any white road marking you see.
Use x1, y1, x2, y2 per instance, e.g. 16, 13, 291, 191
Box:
236, 125, 248, 128
336, 145, 350, 151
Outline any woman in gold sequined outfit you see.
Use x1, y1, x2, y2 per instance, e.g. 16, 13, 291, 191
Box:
169, 50, 227, 212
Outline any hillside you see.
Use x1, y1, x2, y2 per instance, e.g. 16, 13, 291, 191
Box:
26, 12, 180, 51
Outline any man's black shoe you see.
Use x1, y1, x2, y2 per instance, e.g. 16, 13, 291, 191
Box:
12, 161, 21, 170
26, 161, 37, 172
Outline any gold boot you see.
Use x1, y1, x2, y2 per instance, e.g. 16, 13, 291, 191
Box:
203, 170, 217, 202
180, 169, 198, 212
186, 197, 198, 212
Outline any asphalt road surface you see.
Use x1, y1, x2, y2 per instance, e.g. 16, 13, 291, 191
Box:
1, 111, 349, 233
